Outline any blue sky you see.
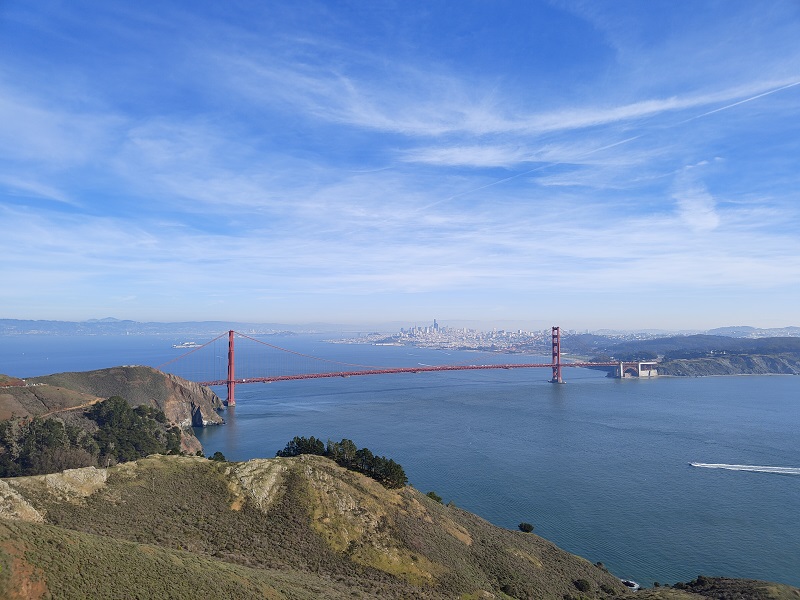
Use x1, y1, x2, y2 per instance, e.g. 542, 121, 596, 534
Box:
2, 1, 799, 330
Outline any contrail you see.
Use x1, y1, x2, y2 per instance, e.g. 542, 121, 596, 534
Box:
679, 80, 800, 124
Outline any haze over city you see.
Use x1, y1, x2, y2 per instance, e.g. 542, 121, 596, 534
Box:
2, 1, 799, 331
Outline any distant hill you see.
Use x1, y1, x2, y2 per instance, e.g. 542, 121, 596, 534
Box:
657, 355, 800, 377
0, 318, 302, 336
602, 335, 800, 359
0, 366, 224, 455
0, 318, 362, 336
706, 325, 800, 338
566, 334, 800, 377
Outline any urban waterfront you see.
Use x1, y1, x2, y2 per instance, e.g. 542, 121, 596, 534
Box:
2, 334, 799, 587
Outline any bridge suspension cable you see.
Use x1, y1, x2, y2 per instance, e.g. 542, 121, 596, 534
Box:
157, 327, 629, 406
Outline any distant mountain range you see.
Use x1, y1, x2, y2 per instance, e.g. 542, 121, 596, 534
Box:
1, 318, 799, 338
0, 318, 354, 336
705, 325, 800, 338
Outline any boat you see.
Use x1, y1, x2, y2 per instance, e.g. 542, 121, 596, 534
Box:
621, 579, 640, 591
172, 341, 202, 349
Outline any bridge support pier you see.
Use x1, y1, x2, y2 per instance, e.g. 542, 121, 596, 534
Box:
550, 326, 564, 384
227, 330, 236, 406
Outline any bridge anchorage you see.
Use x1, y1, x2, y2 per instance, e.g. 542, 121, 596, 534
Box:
159, 326, 656, 406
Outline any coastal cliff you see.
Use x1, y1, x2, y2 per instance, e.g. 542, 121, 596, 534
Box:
27, 366, 224, 428
658, 354, 800, 377
0, 366, 224, 455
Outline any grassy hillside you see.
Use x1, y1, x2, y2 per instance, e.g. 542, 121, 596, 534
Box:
1, 453, 631, 599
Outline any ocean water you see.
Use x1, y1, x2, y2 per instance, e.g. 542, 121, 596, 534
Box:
2, 334, 799, 587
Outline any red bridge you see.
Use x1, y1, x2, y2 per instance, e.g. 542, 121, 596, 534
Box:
158, 327, 633, 406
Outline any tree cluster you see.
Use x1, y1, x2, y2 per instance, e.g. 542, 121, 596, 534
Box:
87, 396, 181, 463
0, 396, 182, 477
276, 436, 408, 489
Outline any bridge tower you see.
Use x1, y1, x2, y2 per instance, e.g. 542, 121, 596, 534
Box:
227, 330, 236, 406
550, 326, 564, 384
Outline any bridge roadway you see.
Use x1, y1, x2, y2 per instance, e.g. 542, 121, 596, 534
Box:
198, 361, 619, 386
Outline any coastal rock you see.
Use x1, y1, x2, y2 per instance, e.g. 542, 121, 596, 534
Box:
41, 465, 108, 498
226, 458, 288, 512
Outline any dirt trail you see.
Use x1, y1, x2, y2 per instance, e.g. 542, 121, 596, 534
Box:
40, 397, 103, 418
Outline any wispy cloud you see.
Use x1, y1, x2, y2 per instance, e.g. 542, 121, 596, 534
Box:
0, 176, 77, 206
3, 1, 800, 326
671, 166, 721, 232
214, 45, 800, 140
0, 82, 121, 166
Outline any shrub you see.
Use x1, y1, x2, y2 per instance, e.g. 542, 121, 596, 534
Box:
518, 522, 534, 533
573, 578, 592, 592
426, 491, 443, 503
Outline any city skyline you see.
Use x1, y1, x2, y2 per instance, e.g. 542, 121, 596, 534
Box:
2, 2, 800, 330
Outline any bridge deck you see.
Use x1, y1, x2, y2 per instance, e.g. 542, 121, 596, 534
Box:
199, 361, 617, 386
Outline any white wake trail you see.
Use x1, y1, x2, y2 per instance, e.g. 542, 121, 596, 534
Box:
690, 463, 800, 475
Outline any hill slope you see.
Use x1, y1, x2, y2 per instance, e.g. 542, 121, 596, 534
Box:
1, 453, 630, 599
657, 355, 800, 376
2, 454, 798, 599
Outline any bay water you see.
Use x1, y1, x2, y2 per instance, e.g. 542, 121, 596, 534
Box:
2, 333, 798, 587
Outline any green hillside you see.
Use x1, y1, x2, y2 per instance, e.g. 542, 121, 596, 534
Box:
1, 453, 630, 599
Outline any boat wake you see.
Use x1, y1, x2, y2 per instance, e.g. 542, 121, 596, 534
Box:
690, 463, 800, 475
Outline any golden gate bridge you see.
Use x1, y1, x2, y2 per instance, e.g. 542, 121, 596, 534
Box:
158, 327, 629, 405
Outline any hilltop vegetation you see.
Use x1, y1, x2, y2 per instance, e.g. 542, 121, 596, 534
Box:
277, 435, 408, 489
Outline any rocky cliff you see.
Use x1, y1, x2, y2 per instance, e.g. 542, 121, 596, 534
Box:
25, 366, 225, 428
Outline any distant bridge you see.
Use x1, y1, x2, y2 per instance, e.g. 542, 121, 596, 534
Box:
158, 327, 652, 405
